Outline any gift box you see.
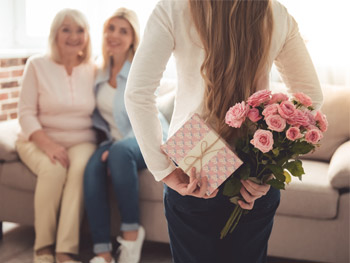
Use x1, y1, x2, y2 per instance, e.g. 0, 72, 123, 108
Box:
161, 114, 243, 195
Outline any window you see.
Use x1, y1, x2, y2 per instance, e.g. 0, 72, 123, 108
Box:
1, 0, 349, 85
10, 0, 159, 52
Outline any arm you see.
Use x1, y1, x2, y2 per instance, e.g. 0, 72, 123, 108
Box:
125, 2, 176, 182
18, 58, 69, 167
18, 59, 43, 138
125, 2, 216, 197
274, 14, 323, 110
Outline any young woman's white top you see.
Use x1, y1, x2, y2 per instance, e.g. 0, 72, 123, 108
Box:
125, 0, 323, 182
96, 81, 123, 141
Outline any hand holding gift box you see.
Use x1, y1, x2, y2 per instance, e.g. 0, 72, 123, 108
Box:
161, 114, 243, 195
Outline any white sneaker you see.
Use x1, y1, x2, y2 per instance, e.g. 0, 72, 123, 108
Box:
116, 226, 145, 263
89, 256, 116, 263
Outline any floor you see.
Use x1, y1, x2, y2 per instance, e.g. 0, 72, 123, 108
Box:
0, 222, 316, 263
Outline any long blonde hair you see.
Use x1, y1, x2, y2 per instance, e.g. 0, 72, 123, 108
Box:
102, 7, 140, 69
189, 0, 273, 141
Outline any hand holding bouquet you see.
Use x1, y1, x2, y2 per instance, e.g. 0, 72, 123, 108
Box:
220, 90, 328, 239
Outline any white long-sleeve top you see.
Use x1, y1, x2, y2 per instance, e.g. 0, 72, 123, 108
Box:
125, 0, 323, 182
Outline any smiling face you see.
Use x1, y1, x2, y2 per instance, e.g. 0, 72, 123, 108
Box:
104, 17, 134, 57
56, 16, 88, 58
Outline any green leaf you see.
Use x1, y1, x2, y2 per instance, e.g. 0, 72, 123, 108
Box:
266, 178, 285, 190
266, 164, 285, 182
272, 148, 280, 156
223, 177, 241, 197
291, 141, 315, 155
261, 159, 268, 165
283, 160, 305, 178
235, 163, 251, 180
283, 170, 292, 184
276, 155, 291, 167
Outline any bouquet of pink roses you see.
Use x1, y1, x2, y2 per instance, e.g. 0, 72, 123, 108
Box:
220, 89, 328, 239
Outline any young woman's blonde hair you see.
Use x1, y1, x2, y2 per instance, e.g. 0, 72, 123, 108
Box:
189, 0, 274, 141
102, 7, 140, 69
48, 8, 92, 64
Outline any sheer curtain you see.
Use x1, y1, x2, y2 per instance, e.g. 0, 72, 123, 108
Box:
276, 0, 350, 87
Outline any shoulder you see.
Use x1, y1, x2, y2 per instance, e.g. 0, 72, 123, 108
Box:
22, 54, 53, 77
270, 0, 299, 49
271, 0, 297, 31
157, 0, 187, 11
94, 64, 109, 86
25, 53, 50, 67
152, 0, 187, 22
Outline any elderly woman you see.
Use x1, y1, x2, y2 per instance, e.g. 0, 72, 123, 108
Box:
16, 9, 96, 263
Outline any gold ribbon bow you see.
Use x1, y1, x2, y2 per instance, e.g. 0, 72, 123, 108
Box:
183, 137, 221, 175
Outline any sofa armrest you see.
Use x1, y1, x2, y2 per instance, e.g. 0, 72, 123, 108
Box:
328, 140, 350, 189
0, 119, 20, 162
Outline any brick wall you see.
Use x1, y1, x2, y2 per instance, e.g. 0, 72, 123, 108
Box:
0, 57, 28, 122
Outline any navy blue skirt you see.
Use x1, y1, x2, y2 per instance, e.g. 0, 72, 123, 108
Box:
163, 183, 280, 263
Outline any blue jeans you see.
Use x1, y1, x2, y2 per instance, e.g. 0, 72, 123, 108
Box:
164, 184, 280, 263
84, 137, 146, 254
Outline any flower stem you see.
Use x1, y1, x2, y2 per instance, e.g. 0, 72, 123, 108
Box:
220, 205, 242, 239
229, 207, 243, 234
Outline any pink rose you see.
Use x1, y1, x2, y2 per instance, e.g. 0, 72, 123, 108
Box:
225, 101, 249, 128
269, 93, 289, 104
278, 101, 296, 120
250, 129, 274, 153
262, 104, 279, 117
265, 114, 287, 132
305, 128, 323, 144
315, 111, 328, 132
286, 127, 303, 141
294, 92, 313, 107
247, 90, 272, 107
307, 125, 318, 131
304, 110, 316, 127
247, 108, 262, 122
287, 109, 310, 127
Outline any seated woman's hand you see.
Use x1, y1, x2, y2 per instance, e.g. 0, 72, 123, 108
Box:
41, 141, 69, 168
238, 179, 271, 210
30, 130, 69, 168
161, 167, 218, 199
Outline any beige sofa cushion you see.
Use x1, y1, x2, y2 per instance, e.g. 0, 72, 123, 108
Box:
1, 162, 36, 192
303, 86, 350, 162
328, 141, 350, 189
0, 119, 20, 162
139, 169, 164, 202
277, 160, 339, 219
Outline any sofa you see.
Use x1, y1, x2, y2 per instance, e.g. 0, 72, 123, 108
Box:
0, 81, 349, 263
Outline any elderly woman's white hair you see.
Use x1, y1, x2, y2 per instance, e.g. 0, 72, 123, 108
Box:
102, 7, 140, 68
48, 8, 92, 63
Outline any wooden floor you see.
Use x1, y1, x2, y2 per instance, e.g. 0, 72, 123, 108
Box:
0, 222, 317, 263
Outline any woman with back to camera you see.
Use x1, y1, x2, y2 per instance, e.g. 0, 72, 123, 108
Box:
125, 0, 323, 262
83, 7, 169, 263
16, 8, 96, 263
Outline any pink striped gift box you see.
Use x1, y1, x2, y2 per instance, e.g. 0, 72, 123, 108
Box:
161, 114, 243, 195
